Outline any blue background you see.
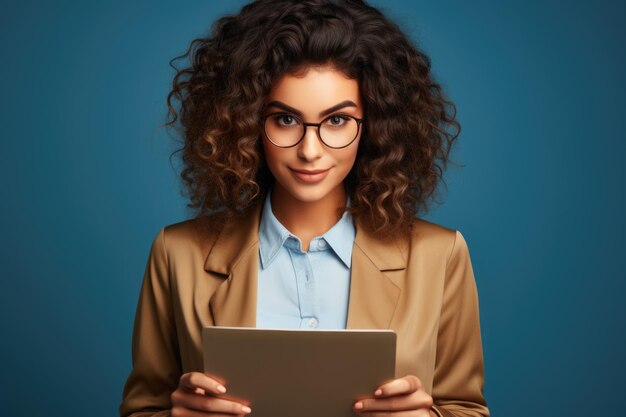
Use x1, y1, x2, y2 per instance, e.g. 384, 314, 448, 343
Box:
2, 1, 624, 416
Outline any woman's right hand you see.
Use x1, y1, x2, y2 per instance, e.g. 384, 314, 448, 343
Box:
171, 371, 253, 416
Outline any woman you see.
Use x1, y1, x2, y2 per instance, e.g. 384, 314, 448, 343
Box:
119, 1, 490, 416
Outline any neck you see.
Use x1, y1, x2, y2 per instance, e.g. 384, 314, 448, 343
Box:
270, 184, 346, 251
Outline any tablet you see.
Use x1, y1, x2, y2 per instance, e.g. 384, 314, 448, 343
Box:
202, 326, 396, 417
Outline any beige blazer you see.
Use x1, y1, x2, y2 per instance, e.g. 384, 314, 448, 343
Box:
119, 202, 490, 417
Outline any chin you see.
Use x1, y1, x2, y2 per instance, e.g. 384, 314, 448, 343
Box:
288, 187, 334, 203
278, 177, 339, 202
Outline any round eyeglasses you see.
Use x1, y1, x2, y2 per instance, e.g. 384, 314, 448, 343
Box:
261, 112, 365, 149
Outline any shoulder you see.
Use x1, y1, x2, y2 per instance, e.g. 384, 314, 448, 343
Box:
406, 217, 468, 263
154, 205, 261, 264
144, 216, 223, 264
162, 216, 218, 246
410, 217, 456, 240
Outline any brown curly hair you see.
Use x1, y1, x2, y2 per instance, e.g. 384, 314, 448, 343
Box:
164, 0, 461, 239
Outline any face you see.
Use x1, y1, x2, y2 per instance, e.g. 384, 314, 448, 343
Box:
261, 65, 363, 207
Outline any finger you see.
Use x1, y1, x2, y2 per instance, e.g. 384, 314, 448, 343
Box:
354, 389, 433, 412
179, 372, 227, 395
172, 405, 248, 417
171, 389, 252, 415
375, 375, 422, 397
359, 409, 432, 417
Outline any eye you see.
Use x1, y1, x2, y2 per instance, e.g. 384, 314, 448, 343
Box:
324, 114, 350, 128
271, 113, 301, 127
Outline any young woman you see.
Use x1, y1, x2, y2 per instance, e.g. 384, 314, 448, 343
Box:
119, 1, 490, 416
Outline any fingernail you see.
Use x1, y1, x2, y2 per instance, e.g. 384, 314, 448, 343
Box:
354, 402, 363, 409
375, 389, 383, 396
242, 405, 252, 413
217, 384, 227, 393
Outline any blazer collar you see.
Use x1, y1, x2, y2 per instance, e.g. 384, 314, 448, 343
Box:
204, 203, 262, 276
205, 201, 406, 329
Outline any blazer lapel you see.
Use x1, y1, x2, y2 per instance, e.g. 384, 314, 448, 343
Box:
346, 226, 406, 329
206, 204, 263, 328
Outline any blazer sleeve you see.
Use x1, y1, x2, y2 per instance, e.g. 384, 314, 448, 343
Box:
430, 231, 490, 417
119, 227, 182, 417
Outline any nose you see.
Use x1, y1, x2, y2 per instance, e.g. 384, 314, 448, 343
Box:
297, 125, 324, 161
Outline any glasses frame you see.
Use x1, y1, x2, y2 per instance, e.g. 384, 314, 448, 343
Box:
261, 112, 365, 149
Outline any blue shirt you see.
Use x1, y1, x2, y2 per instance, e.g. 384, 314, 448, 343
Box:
256, 190, 355, 330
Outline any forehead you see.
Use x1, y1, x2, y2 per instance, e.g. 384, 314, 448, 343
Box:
266, 66, 362, 112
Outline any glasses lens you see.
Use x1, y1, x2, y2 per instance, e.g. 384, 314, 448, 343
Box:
264, 114, 303, 147
319, 115, 359, 148
264, 114, 360, 147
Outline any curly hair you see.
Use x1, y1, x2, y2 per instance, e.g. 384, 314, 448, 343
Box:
164, 0, 461, 239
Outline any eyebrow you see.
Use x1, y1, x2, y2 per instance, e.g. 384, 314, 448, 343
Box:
263, 100, 358, 118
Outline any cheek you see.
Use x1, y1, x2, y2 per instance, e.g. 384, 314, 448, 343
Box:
336, 145, 359, 171
261, 139, 278, 169
262, 139, 291, 176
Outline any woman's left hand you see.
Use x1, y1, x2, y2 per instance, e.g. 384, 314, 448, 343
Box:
352, 374, 436, 416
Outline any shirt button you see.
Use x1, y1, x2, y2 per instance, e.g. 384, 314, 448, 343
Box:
318, 240, 327, 249
307, 318, 318, 328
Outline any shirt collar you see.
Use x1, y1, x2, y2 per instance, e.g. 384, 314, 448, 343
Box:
258, 190, 291, 269
319, 209, 355, 268
258, 189, 355, 269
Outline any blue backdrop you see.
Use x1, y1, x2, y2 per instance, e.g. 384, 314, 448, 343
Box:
2, 1, 624, 416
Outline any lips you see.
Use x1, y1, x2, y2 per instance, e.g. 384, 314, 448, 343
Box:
291, 168, 329, 174
289, 167, 331, 183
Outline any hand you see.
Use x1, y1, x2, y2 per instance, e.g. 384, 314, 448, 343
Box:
353, 374, 436, 416
171, 371, 252, 416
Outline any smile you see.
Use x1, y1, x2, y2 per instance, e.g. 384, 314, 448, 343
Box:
289, 167, 331, 183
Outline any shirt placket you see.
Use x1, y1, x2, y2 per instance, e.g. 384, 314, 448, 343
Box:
285, 237, 320, 329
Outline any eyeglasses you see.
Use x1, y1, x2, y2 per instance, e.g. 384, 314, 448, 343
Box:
261, 112, 365, 149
